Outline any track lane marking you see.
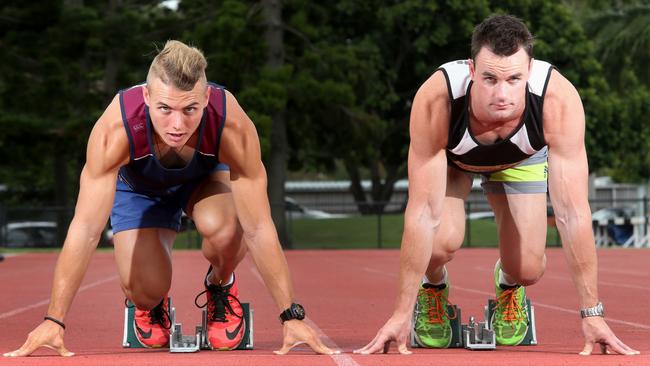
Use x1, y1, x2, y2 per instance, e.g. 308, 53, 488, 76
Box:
249, 266, 360, 366
0, 275, 119, 320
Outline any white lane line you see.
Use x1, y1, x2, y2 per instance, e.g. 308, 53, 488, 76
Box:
362, 267, 650, 330
249, 267, 360, 366
0, 275, 119, 320
304, 318, 360, 366
598, 267, 648, 277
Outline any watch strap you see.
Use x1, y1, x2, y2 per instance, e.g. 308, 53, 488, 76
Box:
580, 301, 604, 318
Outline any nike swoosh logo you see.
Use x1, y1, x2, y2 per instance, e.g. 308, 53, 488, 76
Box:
225, 319, 245, 340
135, 323, 153, 339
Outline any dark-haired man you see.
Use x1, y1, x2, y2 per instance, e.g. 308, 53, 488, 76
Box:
355, 14, 639, 356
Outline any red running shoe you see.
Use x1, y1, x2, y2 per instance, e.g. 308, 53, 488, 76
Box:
195, 271, 245, 350
133, 297, 171, 348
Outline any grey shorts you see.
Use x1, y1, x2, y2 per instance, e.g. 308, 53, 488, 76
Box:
478, 147, 548, 195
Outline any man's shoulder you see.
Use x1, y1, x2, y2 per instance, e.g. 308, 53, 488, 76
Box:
437, 59, 470, 71
542, 67, 583, 135
85, 95, 130, 172
117, 84, 146, 112
435, 60, 472, 100
119, 83, 146, 96
544, 68, 579, 102
415, 70, 450, 104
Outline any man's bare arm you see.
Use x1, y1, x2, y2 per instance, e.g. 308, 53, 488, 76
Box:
355, 71, 450, 354
545, 70, 639, 356
219, 91, 336, 355
545, 70, 598, 309
4, 96, 129, 357
396, 71, 449, 318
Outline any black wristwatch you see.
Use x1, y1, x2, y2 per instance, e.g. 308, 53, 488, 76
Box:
279, 303, 305, 323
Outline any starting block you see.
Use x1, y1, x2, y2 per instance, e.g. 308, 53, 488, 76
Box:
410, 297, 537, 350
462, 317, 495, 350
485, 298, 537, 346
169, 306, 201, 352
410, 303, 496, 350
122, 297, 254, 352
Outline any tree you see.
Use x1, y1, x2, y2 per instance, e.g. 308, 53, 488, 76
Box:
0, 1, 181, 245
583, 2, 650, 88
284, 1, 620, 212
565, 0, 650, 181
261, 0, 292, 247
281, 0, 491, 213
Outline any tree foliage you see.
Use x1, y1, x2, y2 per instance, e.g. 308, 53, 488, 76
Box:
0, 1, 181, 204
566, 0, 650, 181
0, 0, 648, 213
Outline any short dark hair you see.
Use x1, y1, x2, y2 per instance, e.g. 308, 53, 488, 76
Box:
471, 14, 534, 60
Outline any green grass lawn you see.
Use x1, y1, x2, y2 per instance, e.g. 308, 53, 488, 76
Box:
289, 214, 561, 249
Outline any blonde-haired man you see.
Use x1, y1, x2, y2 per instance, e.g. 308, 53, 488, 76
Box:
5, 40, 336, 356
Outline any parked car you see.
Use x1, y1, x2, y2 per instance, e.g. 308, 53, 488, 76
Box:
284, 197, 348, 219
1, 221, 58, 248
1, 221, 114, 248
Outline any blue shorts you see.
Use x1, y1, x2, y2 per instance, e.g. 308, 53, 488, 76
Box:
110, 163, 229, 234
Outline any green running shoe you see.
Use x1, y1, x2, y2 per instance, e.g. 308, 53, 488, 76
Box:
490, 261, 529, 346
414, 282, 456, 348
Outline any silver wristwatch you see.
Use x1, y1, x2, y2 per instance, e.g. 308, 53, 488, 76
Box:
580, 301, 604, 318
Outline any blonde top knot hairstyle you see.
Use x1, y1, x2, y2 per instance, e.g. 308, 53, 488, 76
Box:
147, 40, 207, 91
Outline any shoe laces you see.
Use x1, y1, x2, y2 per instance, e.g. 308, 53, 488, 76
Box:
150, 299, 172, 329
195, 283, 243, 323
421, 284, 457, 325
127, 298, 172, 329
493, 286, 526, 323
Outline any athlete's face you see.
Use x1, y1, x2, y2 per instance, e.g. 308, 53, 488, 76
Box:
469, 47, 531, 124
143, 77, 209, 148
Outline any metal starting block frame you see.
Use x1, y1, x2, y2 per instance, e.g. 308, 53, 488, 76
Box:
485, 298, 537, 346
462, 317, 495, 350
169, 306, 201, 353
122, 297, 254, 352
410, 303, 496, 350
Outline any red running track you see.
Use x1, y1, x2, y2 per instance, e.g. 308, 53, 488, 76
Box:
1, 248, 649, 366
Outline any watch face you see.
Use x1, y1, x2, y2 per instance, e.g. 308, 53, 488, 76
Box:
292, 304, 305, 319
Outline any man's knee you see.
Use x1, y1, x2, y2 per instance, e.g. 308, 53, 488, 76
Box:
430, 226, 464, 263
430, 246, 458, 264
198, 215, 241, 250
122, 282, 169, 310
505, 256, 546, 286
